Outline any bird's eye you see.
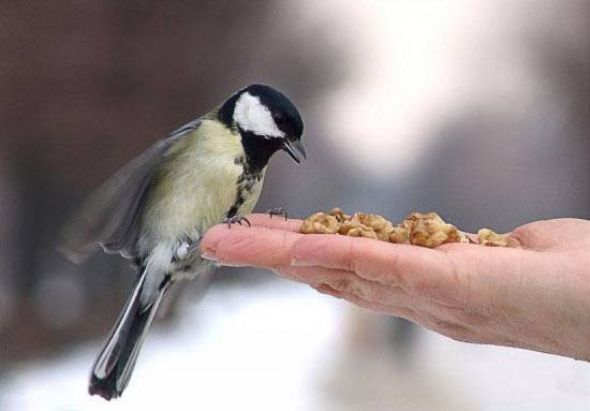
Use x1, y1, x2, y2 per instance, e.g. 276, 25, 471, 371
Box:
273, 113, 285, 124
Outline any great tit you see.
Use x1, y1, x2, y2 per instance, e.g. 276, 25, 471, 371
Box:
60, 84, 305, 400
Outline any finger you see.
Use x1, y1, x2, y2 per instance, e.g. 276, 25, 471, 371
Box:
508, 219, 589, 250
244, 213, 303, 232
290, 235, 455, 299
408, 309, 485, 344
311, 282, 479, 342
312, 283, 423, 322
200, 224, 303, 267
277, 265, 422, 309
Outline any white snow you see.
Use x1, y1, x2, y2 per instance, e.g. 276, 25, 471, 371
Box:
3, 279, 590, 411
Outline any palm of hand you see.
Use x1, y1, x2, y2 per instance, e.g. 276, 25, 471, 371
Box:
201, 216, 590, 361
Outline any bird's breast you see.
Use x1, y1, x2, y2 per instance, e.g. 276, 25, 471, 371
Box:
142, 120, 265, 242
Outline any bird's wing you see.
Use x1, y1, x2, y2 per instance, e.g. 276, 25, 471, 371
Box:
59, 119, 202, 263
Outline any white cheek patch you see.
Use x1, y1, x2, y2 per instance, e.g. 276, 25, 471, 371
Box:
233, 92, 285, 139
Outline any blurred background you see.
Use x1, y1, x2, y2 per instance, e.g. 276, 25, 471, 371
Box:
1, 0, 589, 410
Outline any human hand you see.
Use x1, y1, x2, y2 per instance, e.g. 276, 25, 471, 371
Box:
200, 214, 590, 361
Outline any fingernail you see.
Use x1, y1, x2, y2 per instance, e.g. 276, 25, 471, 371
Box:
290, 257, 315, 267
200, 250, 218, 262
219, 261, 246, 267
201, 251, 246, 267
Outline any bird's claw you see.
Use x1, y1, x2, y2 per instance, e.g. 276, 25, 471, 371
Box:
185, 241, 199, 255
267, 207, 288, 220
223, 216, 251, 228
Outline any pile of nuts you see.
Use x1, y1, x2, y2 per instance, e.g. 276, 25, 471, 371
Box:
300, 208, 517, 248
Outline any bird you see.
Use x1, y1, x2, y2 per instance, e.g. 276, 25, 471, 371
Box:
59, 84, 305, 400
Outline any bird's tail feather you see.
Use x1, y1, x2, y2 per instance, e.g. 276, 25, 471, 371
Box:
89, 268, 170, 400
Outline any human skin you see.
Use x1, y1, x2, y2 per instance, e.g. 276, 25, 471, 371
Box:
200, 214, 590, 361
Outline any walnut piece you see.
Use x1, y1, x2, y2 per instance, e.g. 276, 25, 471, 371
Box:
339, 212, 405, 242
402, 212, 466, 247
327, 207, 350, 223
300, 212, 340, 234
477, 228, 518, 247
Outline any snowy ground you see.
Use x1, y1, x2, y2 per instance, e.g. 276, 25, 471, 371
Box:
3, 279, 590, 411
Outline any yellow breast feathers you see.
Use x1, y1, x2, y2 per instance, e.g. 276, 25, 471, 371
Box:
143, 119, 249, 239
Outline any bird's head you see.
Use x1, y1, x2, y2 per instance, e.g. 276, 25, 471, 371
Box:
219, 84, 306, 166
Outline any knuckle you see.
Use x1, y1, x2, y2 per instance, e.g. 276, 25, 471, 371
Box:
348, 283, 368, 300
418, 311, 475, 342
382, 249, 408, 286
314, 283, 344, 298
445, 305, 490, 328
330, 278, 351, 292
406, 275, 447, 302
431, 319, 471, 342
327, 276, 370, 300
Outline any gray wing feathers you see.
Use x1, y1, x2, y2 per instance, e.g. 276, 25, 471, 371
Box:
59, 119, 201, 263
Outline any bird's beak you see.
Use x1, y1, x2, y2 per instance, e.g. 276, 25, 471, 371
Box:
282, 139, 307, 163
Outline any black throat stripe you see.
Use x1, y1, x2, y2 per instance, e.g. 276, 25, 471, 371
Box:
239, 130, 283, 173
226, 157, 264, 218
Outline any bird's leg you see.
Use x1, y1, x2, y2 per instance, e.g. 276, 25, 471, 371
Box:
172, 234, 200, 263
267, 207, 288, 220
223, 215, 251, 228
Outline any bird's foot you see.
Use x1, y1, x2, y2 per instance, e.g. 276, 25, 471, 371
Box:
172, 234, 200, 263
267, 207, 288, 220
223, 216, 251, 228
185, 240, 200, 255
